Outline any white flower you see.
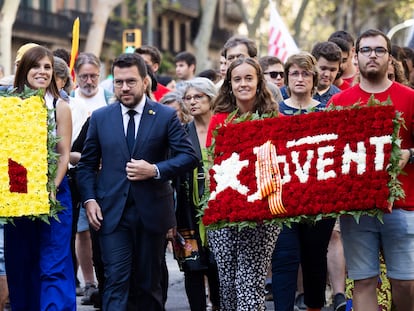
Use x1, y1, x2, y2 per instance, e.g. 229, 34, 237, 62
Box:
209, 152, 249, 200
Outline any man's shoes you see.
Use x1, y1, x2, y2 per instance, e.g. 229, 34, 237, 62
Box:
90, 288, 102, 309
294, 293, 306, 311
80, 283, 98, 305
333, 293, 347, 311
264, 283, 273, 301
76, 284, 84, 296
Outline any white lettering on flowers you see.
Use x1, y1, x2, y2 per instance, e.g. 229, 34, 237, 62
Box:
282, 134, 391, 183
370, 136, 392, 171
286, 134, 338, 147
291, 150, 314, 183
209, 135, 392, 202
342, 142, 366, 175
317, 146, 336, 180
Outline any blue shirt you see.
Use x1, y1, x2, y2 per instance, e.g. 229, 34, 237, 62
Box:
312, 85, 341, 106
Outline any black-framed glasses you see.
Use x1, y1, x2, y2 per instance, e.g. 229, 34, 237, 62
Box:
113, 79, 138, 88
358, 47, 388, 57
288, 71, 313, 79
78, 74, 100, 82
264, 71, 284, 79
183, 94, 206, 103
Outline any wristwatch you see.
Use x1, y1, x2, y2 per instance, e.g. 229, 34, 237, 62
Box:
409, 149, 414, 164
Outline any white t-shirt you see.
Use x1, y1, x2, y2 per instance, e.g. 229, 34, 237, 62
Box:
70, 87, 108, 145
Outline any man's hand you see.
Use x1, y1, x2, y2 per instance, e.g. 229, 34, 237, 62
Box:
85, 200, 103, 231
399, 149, 411, 170
126, 159, 157, 180
166, 227, 176, 241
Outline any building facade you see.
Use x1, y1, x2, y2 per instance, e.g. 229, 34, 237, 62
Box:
6, 0, 242, 75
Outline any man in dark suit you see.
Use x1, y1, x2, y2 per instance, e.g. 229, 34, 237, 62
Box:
77, 53, 198, 311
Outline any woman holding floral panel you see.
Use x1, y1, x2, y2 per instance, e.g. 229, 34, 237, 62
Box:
205, 57, 281, 310
4, 46, 75, 311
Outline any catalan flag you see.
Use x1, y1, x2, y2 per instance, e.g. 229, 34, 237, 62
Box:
69, 17, 80, 82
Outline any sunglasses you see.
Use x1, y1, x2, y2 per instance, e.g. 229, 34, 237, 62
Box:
264, 71, 284, 79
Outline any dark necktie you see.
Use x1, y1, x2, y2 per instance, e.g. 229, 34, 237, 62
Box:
126, 110, 137, 153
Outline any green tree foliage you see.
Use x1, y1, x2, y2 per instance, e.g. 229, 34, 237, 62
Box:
239, 0, 414, 55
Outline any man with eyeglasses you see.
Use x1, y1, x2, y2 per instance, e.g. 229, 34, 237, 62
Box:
77, 53, 198, 310
70, 52, 113, 308
329, 29, 414, 311
220, 35, 283, 103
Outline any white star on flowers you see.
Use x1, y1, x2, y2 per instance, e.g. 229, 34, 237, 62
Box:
209, 152, 249, 200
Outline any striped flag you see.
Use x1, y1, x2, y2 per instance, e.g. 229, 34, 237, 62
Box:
69, 17, 80, 82
268, 2, 299, 63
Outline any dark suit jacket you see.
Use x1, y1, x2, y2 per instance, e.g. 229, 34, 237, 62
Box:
76, 98, 198, 234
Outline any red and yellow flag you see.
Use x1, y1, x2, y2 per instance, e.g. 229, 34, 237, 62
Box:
69, 17, 80, 82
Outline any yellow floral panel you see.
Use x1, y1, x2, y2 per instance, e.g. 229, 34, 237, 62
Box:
0, 96, 49, 217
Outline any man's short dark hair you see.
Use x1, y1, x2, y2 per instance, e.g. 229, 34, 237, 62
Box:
328, 37, 351, 54
135, 45, 162, 65
258, 56, 283, 71
311, 41, 342, 63
175, 51, 196, 67
112, 53, 147, 78
328, 30, 355, 47
197, 69, 219, 82
53, 48, 71, 65
222, 35, 257, 58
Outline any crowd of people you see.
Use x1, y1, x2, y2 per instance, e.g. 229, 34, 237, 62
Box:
0, 27, 413, 311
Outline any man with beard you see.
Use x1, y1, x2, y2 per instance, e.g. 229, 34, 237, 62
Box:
77, 53, 198, 310
329, 29, 414, 311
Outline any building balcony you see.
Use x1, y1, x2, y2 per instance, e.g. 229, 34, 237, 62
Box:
14, 7, 122, 43
161, 0, 200, 18
15, 8, 72, 37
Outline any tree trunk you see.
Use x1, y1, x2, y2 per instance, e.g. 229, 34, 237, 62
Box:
235, 0, 269, 40
0, 0, 20, 75
293, 0, 310, 43
193, 0, 219, 73
84, 0, 123, 57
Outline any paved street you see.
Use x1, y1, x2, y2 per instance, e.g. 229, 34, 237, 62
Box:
77, 249, 334, 311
